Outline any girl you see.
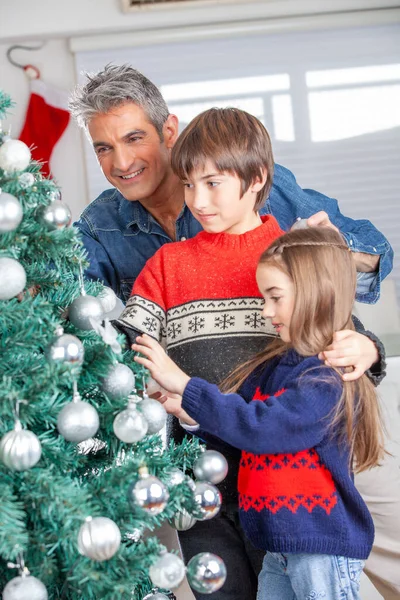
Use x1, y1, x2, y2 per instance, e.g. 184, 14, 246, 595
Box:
132, 227, 385, 600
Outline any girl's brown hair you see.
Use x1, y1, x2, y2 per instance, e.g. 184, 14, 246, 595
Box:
222, 227, 385, 473
171, 107, 274, 211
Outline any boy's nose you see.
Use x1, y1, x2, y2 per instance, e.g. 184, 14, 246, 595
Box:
191, 190, 209, 211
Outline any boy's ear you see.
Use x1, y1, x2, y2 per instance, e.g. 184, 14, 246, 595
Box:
251, 169, 268, 193
163, 114, 179, 149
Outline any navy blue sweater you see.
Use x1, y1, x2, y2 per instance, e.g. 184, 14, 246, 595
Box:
182, 349, 374, 559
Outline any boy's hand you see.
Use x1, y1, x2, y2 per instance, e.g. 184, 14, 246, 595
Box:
133, 334, 191, 396
319, 330, 379, 381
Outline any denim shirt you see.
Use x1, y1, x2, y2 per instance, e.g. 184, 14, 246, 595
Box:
74, 163, 393, 305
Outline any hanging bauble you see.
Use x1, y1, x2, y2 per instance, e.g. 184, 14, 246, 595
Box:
18, 172, 35, 189
0, 257, 26, 301
128, 465, 169, 515
193, 450, 228, 485
47, 189, 61, 202
68, 292, 103, 331
113, 395, 148, 443
77, 516, 121, 561
142, 590, 170, 600
138, 396, 167, 435
101, 362, 135, 400
45, 327, 84, 365
170, 508, 197, 532
167, 467, 186, 487
37, 200, 72, 230
193, 482, 222, 521
0, 419, 41, 471
0, 139, 31, 173
0, 190, 23, 232
2, 573, 48, 600
186, 553, 227, 595
97, 286, 118, 314
291, 217, 309, 230
57, 390, 99, 443
149, 550, 186, 590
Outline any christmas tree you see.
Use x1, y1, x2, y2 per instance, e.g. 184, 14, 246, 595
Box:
0, 91, 227, 599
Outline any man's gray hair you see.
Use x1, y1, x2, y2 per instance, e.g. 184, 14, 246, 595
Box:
69, 63, 169, 137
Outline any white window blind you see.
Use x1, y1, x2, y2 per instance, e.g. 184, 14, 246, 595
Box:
74, 23, 400, 301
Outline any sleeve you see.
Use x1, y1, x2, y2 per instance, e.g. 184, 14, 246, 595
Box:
114, 250, 167, 346
73, 216, 118, 291
351, 315, 386, 386
264, 164, 394, 304
181, 371, 342, 455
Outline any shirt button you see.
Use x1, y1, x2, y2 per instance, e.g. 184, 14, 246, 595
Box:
373, 247, 377, 252
349, 239, 353, 245
180, 236, 187, 241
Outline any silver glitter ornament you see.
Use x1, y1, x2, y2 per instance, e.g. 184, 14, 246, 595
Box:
0, 257, 26, 300
101, 362, 135, 400
0, 420, 41, 471
139, 395, 167, 434
0, 139, 31, 172
68, 293, 103, 331
18, 172, 35, 189
193, 482, 222, 521
3, 573, 48, 600
186, 553, 227, 595
142, 590, 170, 600
78, 516, 121, 561
171, 508, 197, 531
47, 189, 61, 202
0, 190, 23, 232
149, 551, 186, 590
37, 200, 71, 230
57, 390, 99, 443
45, 327, 84, 365
193, 450, 228, 485
97, 286, 117, 314
128, 466, 169, 515
167, 467, 186, 487
113, 395, 148, 443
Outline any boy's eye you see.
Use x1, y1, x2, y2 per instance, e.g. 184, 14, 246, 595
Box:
183, 183, 194, 189
207, 181, 219, 188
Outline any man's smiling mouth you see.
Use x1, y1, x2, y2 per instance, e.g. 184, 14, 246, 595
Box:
120, 168, 144, 180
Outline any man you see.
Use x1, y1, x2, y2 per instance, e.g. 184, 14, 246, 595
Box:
69, 64, 398, 599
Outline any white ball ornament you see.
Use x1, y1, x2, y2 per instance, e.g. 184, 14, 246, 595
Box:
149, 551, 186, 590
186, 553, 227, 594
113, 396, 148, 443
0, 257, 26, 300
2, 573, 48, 600
167, 467, 186, 487
0, 420, 42, 471
78, 516, 121, 561
139, 396, 167, 434
45, 327, 84, 365
193, 450, 228, 485
57, 391, 99, 443
18, 172, 35, 189
0, 139, 31, 172
101, 363, 135, 400
193, 482, 222, 521
68, 293, 103, 331
0, 190, 23, 232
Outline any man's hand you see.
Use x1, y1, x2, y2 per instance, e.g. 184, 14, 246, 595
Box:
306, 211, 340, 233
319, 330, 379, 381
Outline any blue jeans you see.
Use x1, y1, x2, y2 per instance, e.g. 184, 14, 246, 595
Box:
257, 552, 365, 600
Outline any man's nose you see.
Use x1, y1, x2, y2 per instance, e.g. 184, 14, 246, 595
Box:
113, 146, 134, 172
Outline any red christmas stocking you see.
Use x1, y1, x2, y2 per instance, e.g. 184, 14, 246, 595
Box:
19, 79, 70, 178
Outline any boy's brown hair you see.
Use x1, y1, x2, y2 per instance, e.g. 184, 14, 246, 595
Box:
171, 107, 274, 211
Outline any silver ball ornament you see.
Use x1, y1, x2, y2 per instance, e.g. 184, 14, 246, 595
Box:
149, 551, 186, 589
193, 450, 228, 485
101, 363, 135, 399
57, 396, 99, 443
193, 482, 222, 520
97, 286, 118, 314
0, 139, 31, 172
142, 591, 170, 600
113, 400, 148, 443
78, 516, 121, 561
139, 396, 167, 434
167, 467, 186, 487
186, 553, 227, 594
68, 294, 103, 330
0, 422, 42, 471
45, 329, 84, 365
0, 191, 23, 232
291, 218, 309, 230
37, 200, 71, 230
171, 508, 197, 531
0, 257, 26, 300
2, 574, 48, 600
129, 471, 169, 515
18, 172, 35, 188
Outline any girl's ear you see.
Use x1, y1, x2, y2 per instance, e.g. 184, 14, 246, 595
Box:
251, 168, 268, 193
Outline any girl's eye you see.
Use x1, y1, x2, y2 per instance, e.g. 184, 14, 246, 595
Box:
271, 296, 281, 302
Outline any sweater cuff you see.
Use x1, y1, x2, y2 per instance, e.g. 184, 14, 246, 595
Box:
182, 377, 210, 425
363, 329, 387, 386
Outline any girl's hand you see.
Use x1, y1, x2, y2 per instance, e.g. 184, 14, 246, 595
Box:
319, 330, 379, 381
132, 334, 191, 396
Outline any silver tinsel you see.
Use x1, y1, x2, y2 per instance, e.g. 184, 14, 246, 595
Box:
113, 397, 148, 443
129, 468, 169, 515
193, 482, 222, 520
68, 293, 103, 331
0, 421, 42, 471
193, 450, 228, 485
0, 191, 23, 232
3, 574, 48, 600
101, 363, 135, 400
149, 551, 186, 590
186, 553, 227, 594
36, 200, 72, 230
45, 328, 84, 365
0, 139, 31, 172
171, 509, 197, 531
78, 516, 121, 561
0, 257, 26, 300
138, 396, 167, 434
57, 392, 99, 443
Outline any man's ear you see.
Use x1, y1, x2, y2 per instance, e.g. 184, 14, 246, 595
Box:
250, 168, 268, 193
163, 114, 179, 149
